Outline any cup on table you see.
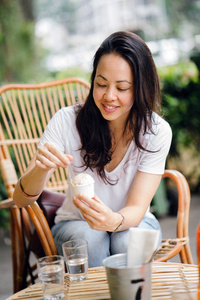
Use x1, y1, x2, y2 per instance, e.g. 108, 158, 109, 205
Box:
62, 239, 88, 282
103, 253, 152, 300
37, 255, 65, 300
171, 283, 198, 300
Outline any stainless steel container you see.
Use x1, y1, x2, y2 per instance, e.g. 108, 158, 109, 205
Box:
103, 253, 151, 300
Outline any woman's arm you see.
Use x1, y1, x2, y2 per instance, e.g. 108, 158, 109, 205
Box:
13, 142, 73, 208
72, 170, 162, 232
118, 171, 162, 229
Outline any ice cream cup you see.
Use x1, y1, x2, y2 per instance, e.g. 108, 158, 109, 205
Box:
71, 182, 94, 198
71, 173, 94, 198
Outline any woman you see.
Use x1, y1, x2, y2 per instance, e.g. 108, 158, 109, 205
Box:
13, 31, 172, 267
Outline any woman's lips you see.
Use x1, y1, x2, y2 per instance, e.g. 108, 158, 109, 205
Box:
103, 104, 118, 113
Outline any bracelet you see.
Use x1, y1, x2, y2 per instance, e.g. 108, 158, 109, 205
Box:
113, 212, 125, 232
19, 178, 40, 198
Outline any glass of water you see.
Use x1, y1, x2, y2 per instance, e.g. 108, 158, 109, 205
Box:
37, 255, 65, 300
62, 239, 88, 282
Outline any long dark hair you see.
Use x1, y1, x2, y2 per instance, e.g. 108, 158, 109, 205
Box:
76, 31, 161, 183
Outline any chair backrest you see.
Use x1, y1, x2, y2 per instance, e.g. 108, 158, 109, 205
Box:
0, 78, 90, 293
0, 78, 90, 197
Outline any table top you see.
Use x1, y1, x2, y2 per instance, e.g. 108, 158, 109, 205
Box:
7, 262, 199, 300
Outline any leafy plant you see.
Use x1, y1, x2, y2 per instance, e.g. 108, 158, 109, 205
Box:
159, 60, 199, 154
159, 58, 200, 191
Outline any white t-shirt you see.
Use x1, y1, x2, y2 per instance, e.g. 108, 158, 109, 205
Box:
39, 105, 172, 223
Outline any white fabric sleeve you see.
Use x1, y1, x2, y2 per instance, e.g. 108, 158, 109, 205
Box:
138, 120, 172, 175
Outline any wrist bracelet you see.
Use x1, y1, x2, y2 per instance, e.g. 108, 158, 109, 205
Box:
114, 212, 125, 232
19, 178, 40, 198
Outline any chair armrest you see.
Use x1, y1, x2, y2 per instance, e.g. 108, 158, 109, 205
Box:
26, 202, 58, 256
154, 239, 183, 262
0, 198, 15, 209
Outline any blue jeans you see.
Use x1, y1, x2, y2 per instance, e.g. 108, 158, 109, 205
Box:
51, 214, 162, 268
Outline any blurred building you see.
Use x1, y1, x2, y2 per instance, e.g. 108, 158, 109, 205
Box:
59, 0, 170, 70
74, 0, 169, 40
36, 0, 188, 71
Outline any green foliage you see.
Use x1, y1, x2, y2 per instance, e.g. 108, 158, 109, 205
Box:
158, 57, 200, 192
159, 61, 199, 88
0, 208, 10, 229
0, 171, 9, 229
0, 1, 37, 84
159, 60, 200, 157
0, 1, 38, 229
165, 0, 200, 37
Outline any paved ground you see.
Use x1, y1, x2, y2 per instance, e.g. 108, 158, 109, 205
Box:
0, 194, 199, 300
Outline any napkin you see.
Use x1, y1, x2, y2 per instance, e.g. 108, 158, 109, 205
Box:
127, 227, 160, 267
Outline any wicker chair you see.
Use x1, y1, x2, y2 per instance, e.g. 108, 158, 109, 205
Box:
0, 78, 194, 293
0, 78, 90, 292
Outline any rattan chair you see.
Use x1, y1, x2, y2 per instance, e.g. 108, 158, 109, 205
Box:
0, 78, 194, 293
0, 78, 90, 292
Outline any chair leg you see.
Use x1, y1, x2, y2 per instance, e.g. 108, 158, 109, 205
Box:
10, 207, 26, 293
20, 208, 36, 287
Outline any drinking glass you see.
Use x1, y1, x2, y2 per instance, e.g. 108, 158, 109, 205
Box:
62, 239, 88, 282
37, 255, 65, 300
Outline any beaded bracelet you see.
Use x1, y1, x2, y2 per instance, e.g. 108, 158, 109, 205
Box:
113, 212, 125, 232
19, 178, 40, 198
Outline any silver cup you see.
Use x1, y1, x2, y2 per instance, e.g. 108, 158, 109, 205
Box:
103, 253, 151, 300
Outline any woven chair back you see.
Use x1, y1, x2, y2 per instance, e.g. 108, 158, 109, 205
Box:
0, 78, 90, 197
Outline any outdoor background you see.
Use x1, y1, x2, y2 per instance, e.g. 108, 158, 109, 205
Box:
0, 0, 200, 298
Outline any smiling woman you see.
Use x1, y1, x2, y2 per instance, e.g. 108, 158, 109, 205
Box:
13, 31, 172, 268
93, 53, 134, 126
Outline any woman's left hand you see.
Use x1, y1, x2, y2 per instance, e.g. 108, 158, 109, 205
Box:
72, 194, 121, 231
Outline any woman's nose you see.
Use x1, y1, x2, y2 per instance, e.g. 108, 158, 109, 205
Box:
104, 87, 117, 101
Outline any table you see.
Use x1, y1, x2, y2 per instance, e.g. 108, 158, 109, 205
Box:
7, 262, 199, 300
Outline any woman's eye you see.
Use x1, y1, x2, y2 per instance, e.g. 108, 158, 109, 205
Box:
97, 83, 106, 88
118, 88, 128, 91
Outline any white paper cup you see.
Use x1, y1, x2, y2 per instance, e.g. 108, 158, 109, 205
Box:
71, 182, 94, 198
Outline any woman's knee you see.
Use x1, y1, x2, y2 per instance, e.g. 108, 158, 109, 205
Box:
86, 230, 110, 267
110, 230, 129, 255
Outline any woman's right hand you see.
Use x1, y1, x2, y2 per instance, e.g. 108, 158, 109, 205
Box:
13, 142, 73, 208
35, 142, 73, 171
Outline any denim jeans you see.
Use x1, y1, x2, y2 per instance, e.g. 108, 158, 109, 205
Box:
51, 214, 162, 268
